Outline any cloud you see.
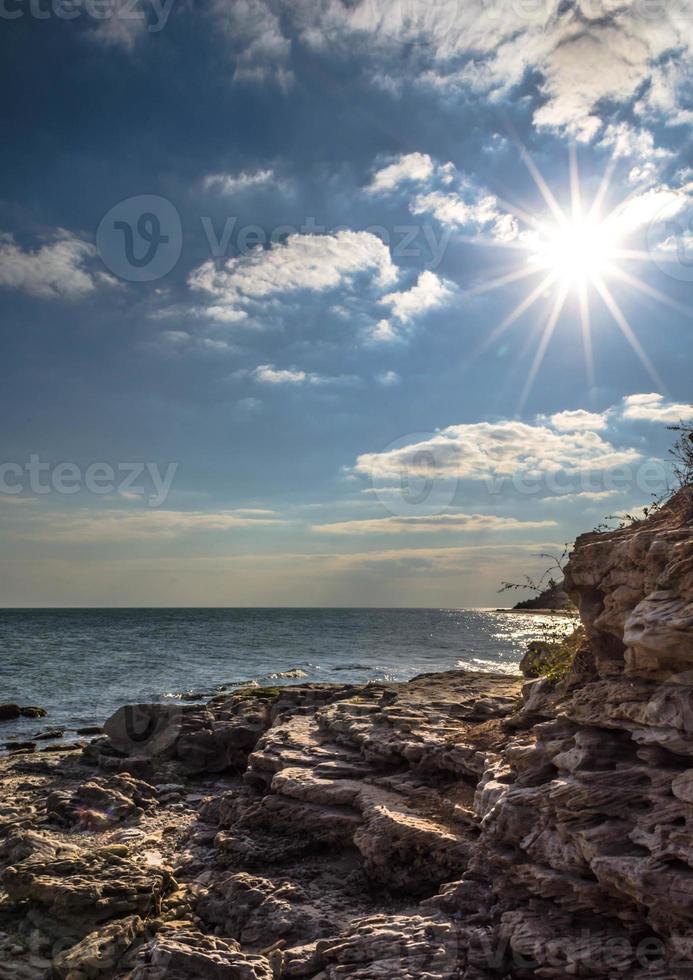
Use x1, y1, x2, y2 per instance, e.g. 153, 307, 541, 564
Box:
350, 395, 692, 499
250, 364, 357, 387
211, 0, 293, 88
381, 270, 453, 323
253, 364, 307, 385
367, 319, 400, 344
285, 0, 693, 138
205, 1, 693, 141
608, 180, 693, 237
636, 59, 693, 127
363, 152, 519, 244
13, 508, 286, 543
547, 409, 609, 432
189, 230, 399, 322
411, 190, 518, 242
0, 231, 114, 300
158, 330, 237, 354
599, 122, 673, 164
375, 370, 400, 386
621, 393, 693, 423
312, 512, 557, 535
365, 152, 436, 194
202, 169, 278, 194
549, 489, 622, 503
355, 418, 641, 484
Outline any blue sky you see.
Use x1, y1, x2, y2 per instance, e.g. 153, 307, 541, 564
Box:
1, 0, 692, 606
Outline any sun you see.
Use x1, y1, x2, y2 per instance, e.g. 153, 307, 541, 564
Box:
467, 146, 678, 407
533, 215, 617, 286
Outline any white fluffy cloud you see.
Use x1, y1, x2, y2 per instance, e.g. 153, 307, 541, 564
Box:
353, 394, 693, 490
0, 231, 113, 300
365, 152, 436, 194
381, 270, 453, 323
547, 409, 610, 432
411, 189, 518, 241
312, 512, 556, 535
621, 393, 693, 423
355, 418, 641, 484
365, 152, 518, 242
189, 230, 399, 322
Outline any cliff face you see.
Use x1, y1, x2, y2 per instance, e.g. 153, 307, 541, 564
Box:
1, 491, 692, 979
473, 487, 693, 975
565, 488, 693, 680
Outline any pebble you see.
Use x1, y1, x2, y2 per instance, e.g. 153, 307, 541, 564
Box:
112, 828, 146, 842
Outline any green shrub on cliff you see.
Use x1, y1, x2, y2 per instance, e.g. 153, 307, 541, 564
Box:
520, 625, 586, 682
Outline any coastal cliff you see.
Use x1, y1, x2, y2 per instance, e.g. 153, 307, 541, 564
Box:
1, 488, 692, 978
512, 581, 574, 612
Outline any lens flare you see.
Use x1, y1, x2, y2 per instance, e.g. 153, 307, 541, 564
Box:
467, 146, 678, 407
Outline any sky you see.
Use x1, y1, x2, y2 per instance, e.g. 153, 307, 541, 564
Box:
0, 0, 692, 607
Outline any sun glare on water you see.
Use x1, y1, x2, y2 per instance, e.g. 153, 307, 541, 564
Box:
469, 147, 679, 408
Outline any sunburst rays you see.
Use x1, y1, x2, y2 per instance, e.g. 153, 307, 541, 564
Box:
469, 147, 678, 408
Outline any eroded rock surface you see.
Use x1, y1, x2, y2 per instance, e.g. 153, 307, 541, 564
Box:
1, 490, 692, 979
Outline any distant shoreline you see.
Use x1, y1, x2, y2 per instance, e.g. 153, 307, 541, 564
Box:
495, 607, 577, 616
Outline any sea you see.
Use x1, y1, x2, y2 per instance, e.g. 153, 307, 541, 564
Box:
0, 607, 573, 744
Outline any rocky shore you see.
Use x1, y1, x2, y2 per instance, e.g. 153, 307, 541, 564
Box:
1, 488, 693, 979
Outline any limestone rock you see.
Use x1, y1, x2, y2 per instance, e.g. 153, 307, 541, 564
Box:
46, 774, 159, 828
197, 872, 312, 946
53, 915, 145, 979
2, 839, 174, 941
128, 928, 273, 980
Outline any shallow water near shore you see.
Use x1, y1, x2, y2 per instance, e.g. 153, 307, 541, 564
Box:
0, 607, 573, 742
